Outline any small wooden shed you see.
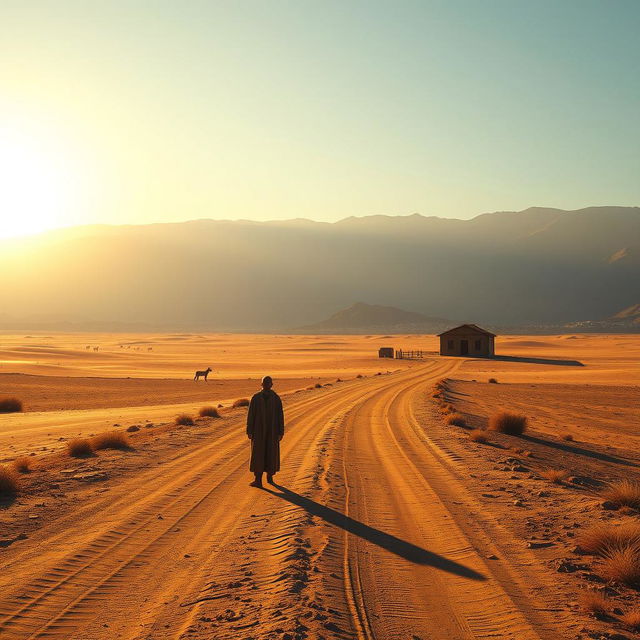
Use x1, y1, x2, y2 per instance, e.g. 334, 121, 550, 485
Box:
438, 324, 495, 357
378, 347, 394, 358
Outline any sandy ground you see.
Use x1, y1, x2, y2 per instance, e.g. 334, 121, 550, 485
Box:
0, 333, 639, 639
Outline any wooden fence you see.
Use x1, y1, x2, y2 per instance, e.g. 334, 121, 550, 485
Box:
394, 349, 425, 359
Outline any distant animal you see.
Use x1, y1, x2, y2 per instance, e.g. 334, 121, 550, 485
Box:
194, 367, 212, 381
148, 347, 153, 351
93, 346, 99, 352
85, 345, 91, 350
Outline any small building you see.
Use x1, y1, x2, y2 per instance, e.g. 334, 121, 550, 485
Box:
378, 347, 394, 358
438, 324, 495, 357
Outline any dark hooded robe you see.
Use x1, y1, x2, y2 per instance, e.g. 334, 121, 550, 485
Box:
247, 389, 284, 475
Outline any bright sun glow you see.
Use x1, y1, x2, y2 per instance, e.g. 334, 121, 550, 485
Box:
0, 128, 75, 239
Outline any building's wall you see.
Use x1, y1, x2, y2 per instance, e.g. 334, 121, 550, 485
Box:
439, 332, 495, 357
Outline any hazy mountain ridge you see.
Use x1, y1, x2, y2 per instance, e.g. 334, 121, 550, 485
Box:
1, 206, 638, 331
297, 303, 451, 333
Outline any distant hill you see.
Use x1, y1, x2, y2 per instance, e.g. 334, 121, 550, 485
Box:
298, 303, 451, 333
1, 206, 638, 331
610, 303, 640, 326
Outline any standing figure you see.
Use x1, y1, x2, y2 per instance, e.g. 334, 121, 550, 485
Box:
246, 375, 284, 488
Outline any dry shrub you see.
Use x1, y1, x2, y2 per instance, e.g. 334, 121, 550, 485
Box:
336, 378, 342, 383
12, 456, 34, 473
469, 429, 488, 444
601, 479, 640, 509
599, 545, 640, 586
91, 431, 130, 450
356, 374, 363, 378
562, 433, 574, 441
126, 425, 140, 432
579, 590, 609, 617
489, 411, 527, 435
315, 383, 322, 388
579, 522, 640, 555
540, 468, 569, 484
0, 465, 18, 497
0, 397, 23, 413
232, 398, 250, 408
488, 378, 498, 384
174, 413, 195, 425
621, 610, 640, 631
439, 403, 455, 414
67, 438, 93, 457
447, 413, 466, 427
198, 406, 221, 418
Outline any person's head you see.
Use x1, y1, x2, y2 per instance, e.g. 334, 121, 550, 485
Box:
261, 375, 273, 391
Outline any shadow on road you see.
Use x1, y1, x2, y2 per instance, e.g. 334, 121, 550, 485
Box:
264, 483, 486, 582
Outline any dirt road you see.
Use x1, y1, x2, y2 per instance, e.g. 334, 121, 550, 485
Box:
0, 361, 562, 639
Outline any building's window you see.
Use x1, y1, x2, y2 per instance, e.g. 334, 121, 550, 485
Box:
447, 339, 454, 350
475, 339, 481, 350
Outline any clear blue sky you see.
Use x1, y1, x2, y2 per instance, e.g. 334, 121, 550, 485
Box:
1, 0, 639, 235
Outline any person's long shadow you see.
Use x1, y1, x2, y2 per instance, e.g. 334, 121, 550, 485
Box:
264, 483, 486, 582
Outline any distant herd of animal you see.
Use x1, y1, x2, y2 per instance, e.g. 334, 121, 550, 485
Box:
82, 343, 212, 381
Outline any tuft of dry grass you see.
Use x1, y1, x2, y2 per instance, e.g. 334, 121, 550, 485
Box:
232, 398, 250, 408
174, 413, 195, 425
446, 413, 466, 427
469, 429, 488, 443
12, 456, 34, 473
336, 378, 342, 383
579, 522, 640, 555
356, 374, 363, 378
315, 383, 322, 388
0, 465, 18, 497
489, 411, 527, 435
198, 406, 221, 418
561, 433, 574, 441
600, 479, 640, 509
579, 590, 609, 617
91, 431, 130, 450
488, 377, 498, 384
599, 545, 640, 586
540, 468, 570, 484
621, 610, 640, 631
67, 438, 93, 457
0, 397, 23, 413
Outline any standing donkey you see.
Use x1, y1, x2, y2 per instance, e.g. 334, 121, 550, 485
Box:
194, 367, 212, 381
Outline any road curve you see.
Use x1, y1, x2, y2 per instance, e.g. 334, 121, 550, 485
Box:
0, 361, 559, 639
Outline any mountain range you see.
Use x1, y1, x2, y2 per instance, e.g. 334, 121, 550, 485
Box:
1, 206, 638, 332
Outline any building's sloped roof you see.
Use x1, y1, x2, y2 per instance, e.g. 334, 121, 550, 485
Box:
437, 323, 496, 337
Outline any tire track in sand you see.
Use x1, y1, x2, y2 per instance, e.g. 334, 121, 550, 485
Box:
337, 364, 560, 639
0, 367, 433, 640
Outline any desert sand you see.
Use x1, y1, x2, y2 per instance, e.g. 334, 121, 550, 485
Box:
1, 332, 639, 639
